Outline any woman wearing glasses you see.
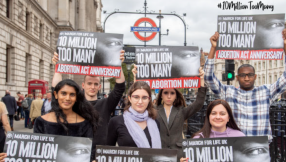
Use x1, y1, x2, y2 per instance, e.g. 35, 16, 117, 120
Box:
155, 67, 206, 160
132, 66, 206, 159
107, 81, 161, 148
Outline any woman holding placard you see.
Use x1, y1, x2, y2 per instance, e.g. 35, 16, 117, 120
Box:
33, 79, 100, 162
180, 99, 245, 162
107, 81, 161, 148
192, 99, 245, 139
132, 65, 207, 160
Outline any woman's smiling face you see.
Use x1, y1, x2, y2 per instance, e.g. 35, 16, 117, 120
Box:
54, 85, 77, 110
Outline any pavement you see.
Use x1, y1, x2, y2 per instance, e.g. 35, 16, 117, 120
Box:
12, 119, 33, 133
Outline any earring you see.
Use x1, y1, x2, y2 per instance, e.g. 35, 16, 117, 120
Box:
161, 100, 164, 105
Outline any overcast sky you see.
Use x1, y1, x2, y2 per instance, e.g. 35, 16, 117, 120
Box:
101, 0, 285, 52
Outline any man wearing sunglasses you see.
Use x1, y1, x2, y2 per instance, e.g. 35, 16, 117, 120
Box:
204, 29, 286, 141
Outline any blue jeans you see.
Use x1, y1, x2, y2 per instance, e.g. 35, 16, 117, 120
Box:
17, 107, 24, 118
24, 110, 30, 128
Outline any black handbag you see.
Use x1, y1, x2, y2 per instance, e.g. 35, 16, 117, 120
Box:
28, 120, 33, 129
14, 115, 20, 121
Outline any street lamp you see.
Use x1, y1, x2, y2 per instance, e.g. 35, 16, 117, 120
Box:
126, 64, 132, 90
156, 10, 169, 45
156, 10, 163, 45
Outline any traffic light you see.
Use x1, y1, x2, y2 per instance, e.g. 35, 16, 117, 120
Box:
225, 60, 235, 81
222, 73, 227, 81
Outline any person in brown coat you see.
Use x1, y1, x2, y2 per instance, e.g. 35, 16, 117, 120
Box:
29, 94, 43, 121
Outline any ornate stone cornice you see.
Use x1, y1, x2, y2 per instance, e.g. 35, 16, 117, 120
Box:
30, 0, 58, 27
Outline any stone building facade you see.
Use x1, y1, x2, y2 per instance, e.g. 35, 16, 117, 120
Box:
0, 0, 102, 98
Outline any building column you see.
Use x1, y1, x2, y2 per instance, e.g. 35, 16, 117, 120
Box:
78, 0, 86, 31
58, 0, 69, 21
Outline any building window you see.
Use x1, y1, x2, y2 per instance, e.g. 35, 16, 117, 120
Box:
263, 61, 265, 70
6, 47, 11, 82
274, 60, 277, 68
50, 32, 53, 47
6, 0, 10, 18
25, 53, 31, 86
269, 60, 272, 69
18, 1, 24, 20
263, 76, 265, 84
40, 23, 44, 41
280, 59, 284, 67
39, 59, 44, 79
269, 75, 272, 83
222, 64, 225, 71
26, 10, 30, 31
275, 74, 277, 81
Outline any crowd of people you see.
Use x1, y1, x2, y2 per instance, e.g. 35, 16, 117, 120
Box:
0, 29, 285, 162
0, 91, 52, 151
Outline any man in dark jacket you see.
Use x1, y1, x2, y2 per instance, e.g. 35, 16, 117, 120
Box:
1, 90, 17, 131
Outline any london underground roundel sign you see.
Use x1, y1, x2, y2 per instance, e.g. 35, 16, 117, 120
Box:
132, 17, 159, 42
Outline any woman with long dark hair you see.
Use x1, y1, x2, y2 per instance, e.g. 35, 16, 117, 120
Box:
180, 99, 245, 162
107, 81, 161, 148
155, 67, 206, 160
192, 99, 245, 138
34, 79, 100, 162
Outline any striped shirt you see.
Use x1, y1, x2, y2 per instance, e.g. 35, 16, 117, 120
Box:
204, 58, 286, 140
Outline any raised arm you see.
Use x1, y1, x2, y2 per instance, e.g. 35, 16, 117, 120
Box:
51, 52, 62, 87
204, 32, 227, 98
269, 29, 286, 102
208, 32, 219, 59
106, 50, 126, 113
132, 64, 137, 82
116, 50, 126, 83
183, 67, 207, 119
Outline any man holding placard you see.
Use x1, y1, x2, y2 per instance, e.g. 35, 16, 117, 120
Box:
204, 28, 286, 141
52, 31, 126, 147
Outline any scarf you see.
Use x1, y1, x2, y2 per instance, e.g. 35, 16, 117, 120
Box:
123, 106, 161, 148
